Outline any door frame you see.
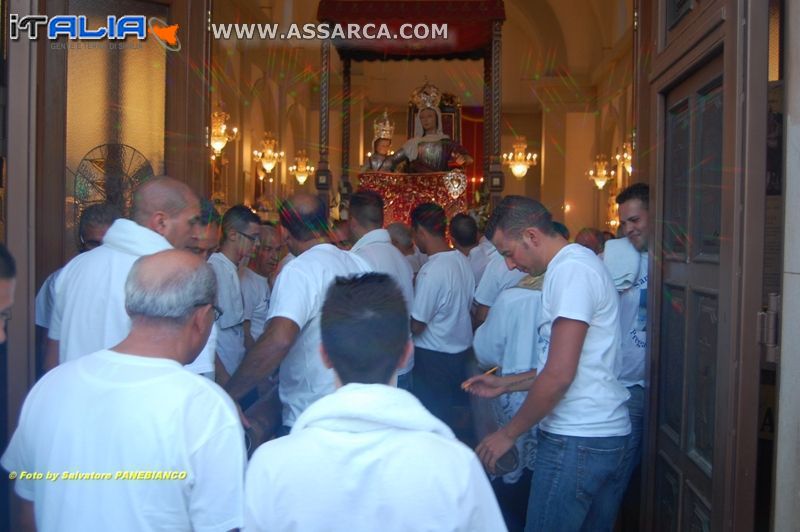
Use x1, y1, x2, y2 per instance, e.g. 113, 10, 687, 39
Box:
638, 0, 767, 529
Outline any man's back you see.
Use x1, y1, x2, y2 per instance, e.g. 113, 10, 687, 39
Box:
245, 383, 506, 532
268, 243, 372, 425
350, 228, 414, 308
50, 219, 171, 363
1, 349, 245, 532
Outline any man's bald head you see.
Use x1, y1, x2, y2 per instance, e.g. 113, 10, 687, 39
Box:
131, 177, 201, 249
278, 193, 329, 244
125, 249, 216, 326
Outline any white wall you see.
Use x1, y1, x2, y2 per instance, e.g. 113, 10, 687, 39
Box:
774, 0, 800, 526
563, 112, 596, 234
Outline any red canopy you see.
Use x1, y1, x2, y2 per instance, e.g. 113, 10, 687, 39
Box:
317, 0, 505, 61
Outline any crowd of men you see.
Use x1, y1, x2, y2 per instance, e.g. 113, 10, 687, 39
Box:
0, 177, 650, 532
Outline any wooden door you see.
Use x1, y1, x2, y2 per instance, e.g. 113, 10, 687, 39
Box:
637, 0, 768, 529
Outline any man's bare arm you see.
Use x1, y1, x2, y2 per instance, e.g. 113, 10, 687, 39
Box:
472, 303, 489, 329
224, 317, 299, 402
16, 497, 35, 532
43, 338, 59, 373
410, 317, 426, 336
476, 317, 587, 471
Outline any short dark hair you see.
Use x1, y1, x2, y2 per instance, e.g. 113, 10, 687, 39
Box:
0, 244, 16, 279
349, 190, 384, 228
321, 273, 409, 385
616, 182, 649, 209
222, 205, 260, 235
552, 221, 570, 240
279, 196, 329, 242
485, 195, 554, 240
410, 202, 446, 238
450, 213, 478, 247
199, 198, 222, 227
79, 203, 122, 238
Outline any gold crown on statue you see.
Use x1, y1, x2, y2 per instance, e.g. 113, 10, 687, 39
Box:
410, 80, 442, 110
373, 110, 395, 140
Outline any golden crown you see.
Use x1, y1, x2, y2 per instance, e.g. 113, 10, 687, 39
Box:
373, 110, 394, 140
410, 80, 442, 110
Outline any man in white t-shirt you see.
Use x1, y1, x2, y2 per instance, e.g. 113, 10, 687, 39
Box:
244, 273, 506, 532
466, 195, 630, 531
387, 221, 428, 279
593, 182, 650, 527
35, 203, 121, 371
240, 222, 281, 344
224, 193, 370, 432
208, 204, 261, 380
3, 250, 245, 532
348, 190, 415, 390
409, 202, 475, 435
450, 213, 492, 285
472, 243, 526, 328
45, 177, 217, 377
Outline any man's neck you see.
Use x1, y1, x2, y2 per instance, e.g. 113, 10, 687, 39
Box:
455, 243, 476, 257
112, 326, 190, 365
219, 244, 240, 266
543, 237, 569, 266
295, 237, 330, 255
425, 238, 450, 256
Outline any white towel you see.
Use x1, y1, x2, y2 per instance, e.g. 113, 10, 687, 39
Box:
603, 237, 640, 291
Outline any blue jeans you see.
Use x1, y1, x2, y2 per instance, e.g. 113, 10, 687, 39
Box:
525, 430, 627, 532
583, 385, 645, 529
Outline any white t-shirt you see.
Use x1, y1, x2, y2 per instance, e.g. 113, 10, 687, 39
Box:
48, 219, 216, 375
536, 244, 630, 437
474, 250, 527, 307
617, 251, 648, 387
239, 267, 270, 342
244, 383, 506, 532
468, 236, 495, 286
34, 269, 60, 328
351, 228, 415, 375
412, 250, 475, 353
268, 243, 371, 426
1, 349, 245, 532
474, 287, 542, 375
405, 245, 428, 277
208, 253, 246, 375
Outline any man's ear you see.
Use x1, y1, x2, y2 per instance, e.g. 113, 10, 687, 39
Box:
319, 344, 334, 369
150, 211, 169, 236
522, 226, 540, 247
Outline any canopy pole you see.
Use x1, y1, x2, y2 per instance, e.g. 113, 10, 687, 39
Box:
488, 19, 504, 207
341, 57, 352, 188
316, 38, 332, 208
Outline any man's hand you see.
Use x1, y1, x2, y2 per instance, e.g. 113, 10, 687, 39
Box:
476, 429, 516, 474
462, 373, 506, 398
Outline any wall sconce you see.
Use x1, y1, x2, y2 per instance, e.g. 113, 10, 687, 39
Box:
502, 136, 538, 179
615, 142, 633, 178
210, 108, 238, 155
253, 132, 285, 174
288, 150, 315, 185
587, 154, 616, 190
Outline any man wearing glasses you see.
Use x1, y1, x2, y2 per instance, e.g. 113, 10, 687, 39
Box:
3, 250, 245, 532
208, 204, 261, 384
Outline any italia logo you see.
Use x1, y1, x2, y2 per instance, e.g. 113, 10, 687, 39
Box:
9, 14, 181, 51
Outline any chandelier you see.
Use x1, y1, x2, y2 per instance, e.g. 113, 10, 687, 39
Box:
288, 150, 315, 185
253, 132, 285, 174
210, 109, 238, 155
587, 154, 616, 190
615, 142, 633, 178
502, 136, 538, 179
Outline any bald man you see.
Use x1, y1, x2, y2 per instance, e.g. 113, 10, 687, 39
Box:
225, 193, 371, 432
46, 176, 206, 370
3, 250, 245, 532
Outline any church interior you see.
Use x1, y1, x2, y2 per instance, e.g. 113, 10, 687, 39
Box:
2, 0, 800, 529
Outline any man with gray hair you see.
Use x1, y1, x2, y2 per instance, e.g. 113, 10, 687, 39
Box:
2, 250, 245, 531
44, 176, 215, 375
